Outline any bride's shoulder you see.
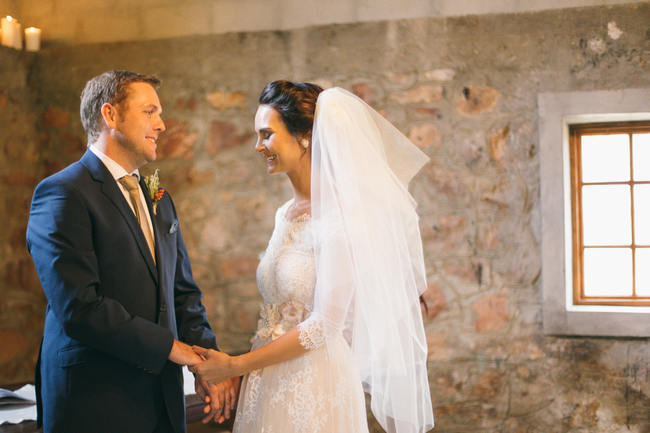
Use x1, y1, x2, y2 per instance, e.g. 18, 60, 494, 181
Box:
274, 200, 293, 221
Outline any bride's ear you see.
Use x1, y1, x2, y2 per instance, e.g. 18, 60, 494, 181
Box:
298, 131, 312, 151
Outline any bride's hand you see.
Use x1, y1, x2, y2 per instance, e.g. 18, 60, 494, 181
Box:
190, 346, 237, 385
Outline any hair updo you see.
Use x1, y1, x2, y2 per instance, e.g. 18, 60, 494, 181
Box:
258, 80, 324, 140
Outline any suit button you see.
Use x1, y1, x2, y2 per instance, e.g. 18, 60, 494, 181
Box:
160, 303, 167, 312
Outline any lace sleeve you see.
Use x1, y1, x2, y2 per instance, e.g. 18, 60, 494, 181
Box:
299, 213, 355, 351
297, 315, 326, 350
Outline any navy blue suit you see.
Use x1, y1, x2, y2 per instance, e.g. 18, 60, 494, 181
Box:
26, 150, 217, 433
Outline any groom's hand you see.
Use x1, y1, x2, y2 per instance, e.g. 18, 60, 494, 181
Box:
218, 376, 241, 421
195, 376, 241, 423
168, 339, 203, 366
195, 377, 221, 423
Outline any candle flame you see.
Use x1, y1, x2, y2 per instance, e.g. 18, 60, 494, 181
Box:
6, 16, 13, 21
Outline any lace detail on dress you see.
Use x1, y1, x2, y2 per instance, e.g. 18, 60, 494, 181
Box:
269, 363, 327, 432
255, 201, 315, 308
297, 318, 326, 350
284, 212, 310, 242
233, 200, 370, 433
333, 380, 353, 410
239, 369, 262, 423
256, 301, 309, 341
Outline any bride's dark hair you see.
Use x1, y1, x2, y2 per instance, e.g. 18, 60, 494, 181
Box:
258, 80, 324, 140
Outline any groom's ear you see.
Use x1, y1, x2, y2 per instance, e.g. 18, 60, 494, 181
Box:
100, 102, 118, 130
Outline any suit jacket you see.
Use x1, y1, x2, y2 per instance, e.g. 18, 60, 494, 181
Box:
26, 150, 217, 433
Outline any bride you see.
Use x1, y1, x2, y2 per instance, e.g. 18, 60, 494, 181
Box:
191, 80, 434, 433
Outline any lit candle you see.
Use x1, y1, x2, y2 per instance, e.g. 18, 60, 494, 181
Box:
25, 27, 41, 51
1, 16, 16, 48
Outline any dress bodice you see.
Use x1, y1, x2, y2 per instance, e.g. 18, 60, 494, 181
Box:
235, 200, 368, 433
254, 200, 316, 341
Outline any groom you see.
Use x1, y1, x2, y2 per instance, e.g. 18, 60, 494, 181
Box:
26, 70, 238, 433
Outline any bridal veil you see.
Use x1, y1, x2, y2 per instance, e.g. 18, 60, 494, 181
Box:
308, 87, 434, 432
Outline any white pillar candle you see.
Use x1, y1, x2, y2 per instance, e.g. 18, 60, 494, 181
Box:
1, 16, 17, 48
13, 21, 22, 49
25, 27, 41, 51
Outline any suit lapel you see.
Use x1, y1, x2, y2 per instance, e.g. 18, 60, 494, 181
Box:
81, 151, 158, 285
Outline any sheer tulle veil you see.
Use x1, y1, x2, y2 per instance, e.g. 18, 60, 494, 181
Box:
309, 87, 434, 432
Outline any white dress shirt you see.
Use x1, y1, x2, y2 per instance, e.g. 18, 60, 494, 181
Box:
89, 145, 155, 242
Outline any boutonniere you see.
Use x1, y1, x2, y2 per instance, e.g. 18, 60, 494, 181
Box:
144, 168, 165, 215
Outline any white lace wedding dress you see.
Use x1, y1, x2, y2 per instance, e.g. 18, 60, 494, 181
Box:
232, 200, 369, 433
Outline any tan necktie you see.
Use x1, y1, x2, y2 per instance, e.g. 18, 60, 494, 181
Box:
119, 175, 156, 264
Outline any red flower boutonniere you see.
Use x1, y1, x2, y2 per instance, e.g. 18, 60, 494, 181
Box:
144, 169, 165, 215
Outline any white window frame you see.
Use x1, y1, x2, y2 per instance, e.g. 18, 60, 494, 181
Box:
538, 88, 650, 337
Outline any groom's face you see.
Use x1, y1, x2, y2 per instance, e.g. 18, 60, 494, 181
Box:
114, 82, 166, 168
254, 104, 304, 175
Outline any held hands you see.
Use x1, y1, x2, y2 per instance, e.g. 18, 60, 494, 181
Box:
168, 339, 203, 366
190, 346, 241, 424
189, 346, 238, 385
195, 375, 241, 424
169, 341, 241, 424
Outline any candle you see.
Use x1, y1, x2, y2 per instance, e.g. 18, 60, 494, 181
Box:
1, 16, 16, 48
25, 27, 41, 51
13, 20, 22, 49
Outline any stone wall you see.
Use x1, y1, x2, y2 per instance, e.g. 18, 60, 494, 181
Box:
0, 0, 638, 44
1, 3, 649, 431
0, 47, 45, 384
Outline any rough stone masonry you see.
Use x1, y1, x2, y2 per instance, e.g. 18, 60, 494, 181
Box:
0, 3, 648, 432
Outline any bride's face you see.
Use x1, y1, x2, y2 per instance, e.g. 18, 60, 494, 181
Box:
254, 104, 305, 175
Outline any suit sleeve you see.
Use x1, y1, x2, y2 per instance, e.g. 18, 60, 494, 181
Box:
26, 178, 174, 374
168, 195, 218, 351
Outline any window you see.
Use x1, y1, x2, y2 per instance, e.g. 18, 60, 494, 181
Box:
569, 122, 650, 307
538, 88, 650, 337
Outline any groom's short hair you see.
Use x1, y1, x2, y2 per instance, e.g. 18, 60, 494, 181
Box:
80, 70, 161, 145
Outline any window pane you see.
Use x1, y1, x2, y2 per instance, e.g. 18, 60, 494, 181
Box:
634, 248, 650, 296
632, 133, 650, 181
582, 185, 631, 246
583, 247, 632, 296
581, 134, 629, 182
634, 184, 650, 245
